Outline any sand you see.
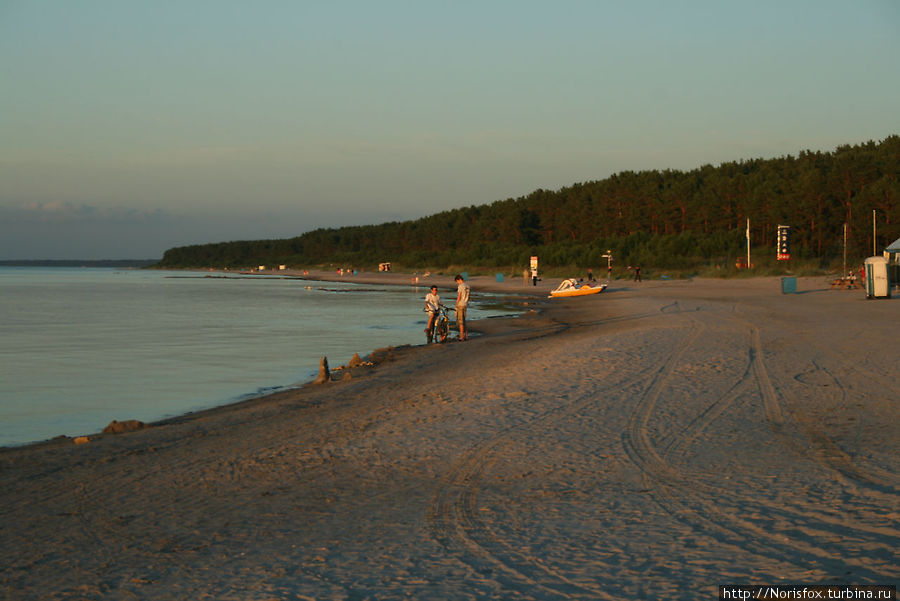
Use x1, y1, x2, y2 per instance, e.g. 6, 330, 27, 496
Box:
1, 273, 898, 600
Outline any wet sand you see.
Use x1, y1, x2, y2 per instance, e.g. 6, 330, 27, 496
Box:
1, 274, 898, 600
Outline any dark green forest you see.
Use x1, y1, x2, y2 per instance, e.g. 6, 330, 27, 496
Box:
157, 136, 900, 275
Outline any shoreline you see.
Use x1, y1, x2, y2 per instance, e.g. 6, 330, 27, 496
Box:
2, 274, 897, 597
193, 265, 557, 295
3, 268, 548, 451
6, 270, 874, 451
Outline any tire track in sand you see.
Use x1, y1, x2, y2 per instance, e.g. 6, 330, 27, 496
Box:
656, 323, 897, 545
781, 356, 900, 493
428, 305, 693, 599
429, 298, 897, 591
620, 313, 894, 581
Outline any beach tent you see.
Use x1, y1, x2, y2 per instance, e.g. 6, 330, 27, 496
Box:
886, 236, 900, 267
887, 236, 900, 255
885, 236, 900, 289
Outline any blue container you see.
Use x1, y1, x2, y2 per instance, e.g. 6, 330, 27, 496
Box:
781, 276, 797, 294
495, 273, 504, 283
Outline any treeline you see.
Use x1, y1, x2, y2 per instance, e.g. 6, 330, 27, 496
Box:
157, 136, 900, 272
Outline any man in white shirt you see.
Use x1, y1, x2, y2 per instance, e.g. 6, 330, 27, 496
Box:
454, 275, 470, 341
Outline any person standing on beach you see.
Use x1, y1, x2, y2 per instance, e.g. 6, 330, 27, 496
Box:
633, 265, 642, 282
424, 285, 441, 343
454, 275, 470, 341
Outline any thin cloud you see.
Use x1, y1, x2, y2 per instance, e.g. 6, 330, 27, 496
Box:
3, 202, 172, 224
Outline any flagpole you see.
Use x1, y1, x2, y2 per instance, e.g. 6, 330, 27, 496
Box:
843, 222, 848, 277
746, 218, 751, 269
873, 210, 877, 256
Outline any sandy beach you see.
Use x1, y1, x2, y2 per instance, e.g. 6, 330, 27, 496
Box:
1, 273, 898, 600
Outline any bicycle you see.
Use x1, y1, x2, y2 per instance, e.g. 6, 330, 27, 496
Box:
426, 305, 452, 343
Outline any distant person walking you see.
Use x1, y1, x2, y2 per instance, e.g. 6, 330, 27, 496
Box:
454, 275, 470, 341
633, 266, 642, 282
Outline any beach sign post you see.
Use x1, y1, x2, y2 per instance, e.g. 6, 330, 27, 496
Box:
602, 251, 613, 279
777, 225, 791, 261
777, 225, 794, 293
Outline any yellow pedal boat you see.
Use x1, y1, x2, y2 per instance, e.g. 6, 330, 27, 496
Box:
549, 278, 608, 298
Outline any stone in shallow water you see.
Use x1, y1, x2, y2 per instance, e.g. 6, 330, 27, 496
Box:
102, 420, 146, 434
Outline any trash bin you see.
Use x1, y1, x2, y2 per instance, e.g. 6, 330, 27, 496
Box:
864, 256, 891, 298
495, 273, 504, 283
781, 276, 797, 294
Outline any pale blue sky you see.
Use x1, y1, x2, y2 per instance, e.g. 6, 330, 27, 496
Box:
2, 0, 898, 259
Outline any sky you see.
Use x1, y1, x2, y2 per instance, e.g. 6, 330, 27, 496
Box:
2, 1, 899, 259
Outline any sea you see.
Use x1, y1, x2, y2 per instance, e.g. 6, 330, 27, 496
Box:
0, 267, 513, 447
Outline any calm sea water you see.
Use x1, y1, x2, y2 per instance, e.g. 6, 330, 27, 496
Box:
0, 267, 509, 446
